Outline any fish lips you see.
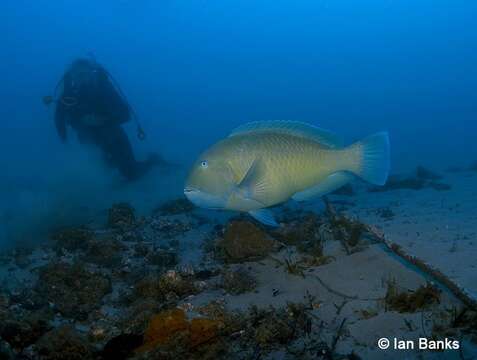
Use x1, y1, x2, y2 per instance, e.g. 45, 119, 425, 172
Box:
184, 187, 227, 210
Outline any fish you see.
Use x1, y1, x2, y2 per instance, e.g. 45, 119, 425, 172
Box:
184, 121, 390, 226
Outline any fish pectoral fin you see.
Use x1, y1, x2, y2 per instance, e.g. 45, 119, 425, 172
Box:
292, 171, 354, 201
249, 209, 279, 227
237, 158, 268, 200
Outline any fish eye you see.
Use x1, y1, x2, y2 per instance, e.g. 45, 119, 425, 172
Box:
200, 160, 208, 169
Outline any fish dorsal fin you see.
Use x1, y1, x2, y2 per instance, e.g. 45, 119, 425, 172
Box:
229, 120, 344, 148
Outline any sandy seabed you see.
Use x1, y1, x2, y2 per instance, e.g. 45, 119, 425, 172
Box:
0, 166, 476, 360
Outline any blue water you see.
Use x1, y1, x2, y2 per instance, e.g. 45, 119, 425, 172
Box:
1, 0, 477, 248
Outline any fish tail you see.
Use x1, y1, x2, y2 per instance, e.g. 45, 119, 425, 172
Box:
342, 132, 390, 185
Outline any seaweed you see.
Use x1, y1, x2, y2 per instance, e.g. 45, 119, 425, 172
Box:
133, 271, 198, 304
138, 308, 224, 356
284, 257, 306, 278
50, 227, 94, 253
34, 325, 93, 360
82, 235, 126, 268
273, 213, 324, 254
221, 267, 257, 295
384, 281, 441, 313
108, 203, 136, 230
35, 262, 112, 320
217, 220, 276, 262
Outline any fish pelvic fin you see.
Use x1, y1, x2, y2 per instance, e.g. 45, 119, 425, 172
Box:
341, 132, 390, 186
249, 209, 279, 227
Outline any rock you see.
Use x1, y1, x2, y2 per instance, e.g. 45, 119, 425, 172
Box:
273, 213, 323, 256
370, 171, 450, 193
219, 221, 276, 262
369, 175, 427, 192
155, 198, 195, 215
10, 289, 48, 311
34, 325, 93, 360
13, 247, 34, 269
0, 293, 9, 309
221, 267, 257, 295
149, 217, 192, 238
36, 262, 111, 320
0, 309, 52, 351
120, 299, 163, 334
416, 166, 442, 180
108, 203, 136, 230
146, 249, 178, 268
0, 339, 14, 360
100, 333, 144, 360
83, 235, 125, 268
50, 227, 94, 253
133, 271, 197, 303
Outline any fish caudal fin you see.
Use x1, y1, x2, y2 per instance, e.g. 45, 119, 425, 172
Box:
345, 132, 390, 185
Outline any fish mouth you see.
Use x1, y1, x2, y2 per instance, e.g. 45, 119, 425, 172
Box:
184, 187, 197, 195
183, 187, 226, 210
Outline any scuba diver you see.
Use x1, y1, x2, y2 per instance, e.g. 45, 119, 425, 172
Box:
47, 57, 162, 181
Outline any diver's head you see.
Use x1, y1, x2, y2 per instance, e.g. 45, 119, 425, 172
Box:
66, 58, 100, 94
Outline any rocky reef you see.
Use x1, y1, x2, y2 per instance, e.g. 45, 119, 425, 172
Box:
0, 197, 476, 360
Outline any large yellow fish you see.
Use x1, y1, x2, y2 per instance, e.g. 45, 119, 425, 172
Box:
184, 121, 390, 226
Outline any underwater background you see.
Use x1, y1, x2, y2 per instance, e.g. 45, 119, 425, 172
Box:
1, 1, 477, 359
2, 0, 477, 247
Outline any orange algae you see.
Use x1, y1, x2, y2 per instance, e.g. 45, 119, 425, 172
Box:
189, 318, 222, 347
141, 308, 188, 351
140, 308, 223, 352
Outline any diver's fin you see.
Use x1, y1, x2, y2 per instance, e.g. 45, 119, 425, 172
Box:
229, 121, 344, 148
249, 209, 279, 227
292, 171, 354, 201
237, 158, 268, 201
342, 132, 390, 186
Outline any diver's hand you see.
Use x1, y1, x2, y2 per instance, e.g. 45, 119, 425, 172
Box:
81, 114, 107, 127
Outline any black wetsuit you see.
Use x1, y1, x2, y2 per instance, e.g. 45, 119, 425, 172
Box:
55, 68, 155, 181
